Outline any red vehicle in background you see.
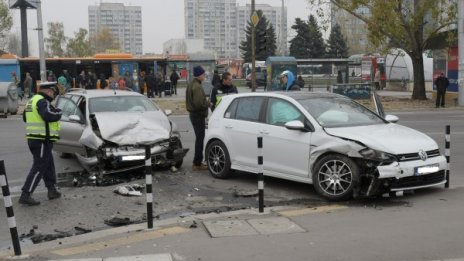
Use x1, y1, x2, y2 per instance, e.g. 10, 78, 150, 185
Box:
361, 54, 386, 87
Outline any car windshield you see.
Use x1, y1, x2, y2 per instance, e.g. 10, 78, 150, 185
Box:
296, 97, 386, 128
89, 96, 159, 113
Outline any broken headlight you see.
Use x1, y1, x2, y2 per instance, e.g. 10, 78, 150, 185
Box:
359, 148, 397, 163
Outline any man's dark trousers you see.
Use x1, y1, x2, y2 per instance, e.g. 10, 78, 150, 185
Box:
22, 140, 56, 193
189, 112, 205, 166
436, 88, 446, 107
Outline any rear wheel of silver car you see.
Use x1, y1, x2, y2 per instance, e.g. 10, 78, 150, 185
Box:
312, 154, 359, 201
206, 140, 231, 179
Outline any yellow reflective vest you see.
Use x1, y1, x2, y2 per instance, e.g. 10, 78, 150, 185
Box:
25, 95, 61, 141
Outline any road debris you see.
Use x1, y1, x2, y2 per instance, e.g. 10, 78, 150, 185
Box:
113, 184, 144, 196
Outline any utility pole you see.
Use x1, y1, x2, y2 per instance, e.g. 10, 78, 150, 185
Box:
281, 0, 285, 56
35, 0, 46, 82
459, 0, 464, 106
251, 0, 257, 92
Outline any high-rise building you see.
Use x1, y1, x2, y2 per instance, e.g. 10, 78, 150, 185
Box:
237, 4, 287, 56
184, 0, 287, 58
184, 0, 238, 59
331, 6, 371, 55
88, 3, 143, 55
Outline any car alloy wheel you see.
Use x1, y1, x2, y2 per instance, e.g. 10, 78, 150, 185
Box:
206, 140, 231, 179
313, 154, 359, 201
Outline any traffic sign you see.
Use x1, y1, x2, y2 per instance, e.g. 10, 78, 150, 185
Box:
251, 11, 260, 27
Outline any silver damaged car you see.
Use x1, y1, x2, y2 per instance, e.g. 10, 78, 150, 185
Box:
54, 89, 188, 175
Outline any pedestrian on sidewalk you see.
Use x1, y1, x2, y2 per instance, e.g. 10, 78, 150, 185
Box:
23, 72, 33, 98
186, 65, 210, 171
20, 82, 62, 206
170, 69, 180, 95
435, 72, 449, 108
280, 70, 300, 91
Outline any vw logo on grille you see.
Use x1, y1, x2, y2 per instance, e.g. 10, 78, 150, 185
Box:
419, 149, 427, 161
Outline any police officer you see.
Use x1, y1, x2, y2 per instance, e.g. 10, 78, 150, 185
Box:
210, 72, 238, 111
19, 82, 62, 206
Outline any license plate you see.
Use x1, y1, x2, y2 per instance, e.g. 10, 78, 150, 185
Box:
415, 164, 439, 175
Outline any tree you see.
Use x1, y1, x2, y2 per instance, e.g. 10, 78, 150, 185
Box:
66, 28, 92, 57
307, 15, 326, 58
309, 0, 457, 100
91, 27, 119, 53
326, 23, 349, 58
0, 0, 13, 52
289, 18, 310, 58
289, 15, 326, 58
45, 22, 66, 57
239, 10, 277, 62
6, 33, 21, 55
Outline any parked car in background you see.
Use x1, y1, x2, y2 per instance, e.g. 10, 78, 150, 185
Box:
54, 89, 188, 176
204, 92, 446, 201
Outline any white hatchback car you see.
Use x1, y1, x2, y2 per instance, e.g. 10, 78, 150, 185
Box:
205, 92, 446, 201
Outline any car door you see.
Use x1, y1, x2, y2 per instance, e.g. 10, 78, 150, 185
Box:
54, 96, 86, 155
261, 97, 312, 178
222, 96, 266, 171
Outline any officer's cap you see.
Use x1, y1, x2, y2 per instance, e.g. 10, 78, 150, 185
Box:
40, 81, 59, 95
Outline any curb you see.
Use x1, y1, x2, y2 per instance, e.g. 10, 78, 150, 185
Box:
0, 206, 296, 259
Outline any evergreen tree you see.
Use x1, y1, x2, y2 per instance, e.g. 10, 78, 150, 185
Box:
289, 15, 326, 58
327, 23, 349, 58
289, 18, 310, 58
306, 15, 326, 58
240, 10, 276, 62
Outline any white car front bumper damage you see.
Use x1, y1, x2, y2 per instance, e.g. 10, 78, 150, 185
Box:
376, 155, 447, 191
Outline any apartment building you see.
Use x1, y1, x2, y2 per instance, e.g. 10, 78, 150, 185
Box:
88, 3, 143, 55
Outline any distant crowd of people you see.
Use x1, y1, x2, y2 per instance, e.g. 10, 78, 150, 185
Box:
14, 68, 183, 99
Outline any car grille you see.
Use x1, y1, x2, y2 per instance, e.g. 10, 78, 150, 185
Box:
396, 149, 441, 162
389, 170, 445, 189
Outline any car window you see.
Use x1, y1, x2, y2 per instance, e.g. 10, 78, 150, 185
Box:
89, 96, 159, 113
224, 98, 239, 119
265, 98, 303, 126
235, 97, 264, 122
297, 97, 385, 128
56, 97, 83, 121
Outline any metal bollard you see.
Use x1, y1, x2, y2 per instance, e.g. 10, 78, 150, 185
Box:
145, 146, 153, 229
257, 137, 264, 213
445, 125, 450, 188
0, 160, 22, 256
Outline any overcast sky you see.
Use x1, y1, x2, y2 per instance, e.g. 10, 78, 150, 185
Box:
10, 0, 313, 56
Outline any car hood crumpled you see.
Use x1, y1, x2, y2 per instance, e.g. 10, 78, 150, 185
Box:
324, 123, 438, 154
91, 111, 171, 146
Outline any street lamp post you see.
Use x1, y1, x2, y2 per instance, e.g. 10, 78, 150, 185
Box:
35, 0, 46, 82
459, 0, 464, 106
251, 0, 256, 92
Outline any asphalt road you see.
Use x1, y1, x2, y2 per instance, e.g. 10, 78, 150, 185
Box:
0, 109, 463, 256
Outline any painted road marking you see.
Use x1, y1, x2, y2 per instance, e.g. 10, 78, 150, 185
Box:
51, 226, 189, 256
278, 205, 348, 217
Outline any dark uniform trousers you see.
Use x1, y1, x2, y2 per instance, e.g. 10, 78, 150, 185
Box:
22, 139, 56, 194
189, 112, 206, 166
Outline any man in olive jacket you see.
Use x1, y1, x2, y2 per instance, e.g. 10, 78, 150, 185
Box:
186, 65, 210, 171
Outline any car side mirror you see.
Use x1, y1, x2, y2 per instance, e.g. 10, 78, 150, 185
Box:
165, 109, 172, 116
69, 114, 82, 123
285, 120, 307, 131
385, 114, 399, 123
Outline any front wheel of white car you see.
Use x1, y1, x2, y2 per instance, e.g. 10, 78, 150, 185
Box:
206, 140, 231, 179
312, 154, 359, 201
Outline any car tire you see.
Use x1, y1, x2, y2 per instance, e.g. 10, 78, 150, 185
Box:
173, 140, 183, 168
59, 152, 73, 159
312, 154, 359, 201
206, 140, 232, 179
